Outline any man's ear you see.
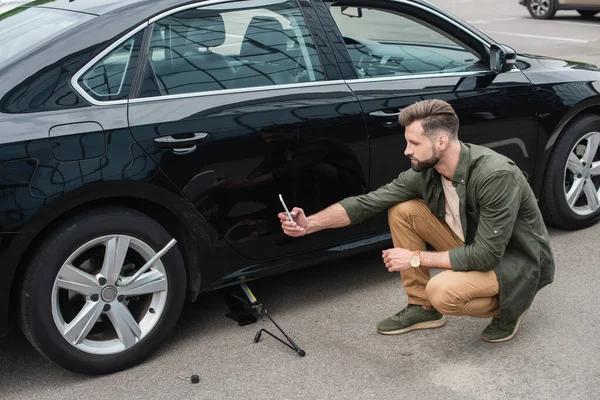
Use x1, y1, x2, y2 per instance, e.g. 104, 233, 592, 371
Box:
437, 134, 450, 150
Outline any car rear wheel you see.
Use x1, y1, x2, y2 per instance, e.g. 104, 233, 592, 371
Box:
577, 10, 598, 18
528, 0, 557, 19
541, 115, 600, 229
19, 206, 186, 374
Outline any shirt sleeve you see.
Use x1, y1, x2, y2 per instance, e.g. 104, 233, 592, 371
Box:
449, 171, 521, 271
338, 170, 420, 225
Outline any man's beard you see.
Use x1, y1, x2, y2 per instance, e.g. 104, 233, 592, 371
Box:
410, 151, 440, 172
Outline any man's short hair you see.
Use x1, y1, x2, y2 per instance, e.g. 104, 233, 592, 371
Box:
399, 99, 459, 140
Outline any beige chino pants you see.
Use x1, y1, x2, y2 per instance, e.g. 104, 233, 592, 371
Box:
388, 200, 500, 318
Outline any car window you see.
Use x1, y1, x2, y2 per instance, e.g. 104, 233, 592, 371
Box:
328, 6, 487, 79
138, 0, 325, 98
78, 30, 145, 102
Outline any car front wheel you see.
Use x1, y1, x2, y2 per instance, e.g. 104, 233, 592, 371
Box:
541, 115, 600, 230
19, 206, 186, 374
527, 0, 558, 19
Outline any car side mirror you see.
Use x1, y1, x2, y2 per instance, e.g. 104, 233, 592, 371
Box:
341, 6, 363, 18
490, 44, 517, 73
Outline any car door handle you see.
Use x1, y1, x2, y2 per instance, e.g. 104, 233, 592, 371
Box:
369, 110, 401, 128
369, 110, 401, 118
153, 132, 209, 149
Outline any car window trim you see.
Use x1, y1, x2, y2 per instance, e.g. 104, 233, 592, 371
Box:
88, 65, 519, 106
148, 0, 318, 23
128, 79, 348, 104
149, 0, 236, 23
343, 68, 520, 85
71, 22, 149, 106
128, 67, 520, 105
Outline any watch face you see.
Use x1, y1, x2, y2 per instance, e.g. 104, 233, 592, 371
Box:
410, 255, 419, 267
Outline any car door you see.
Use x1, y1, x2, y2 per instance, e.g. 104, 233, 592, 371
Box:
314, 0, 539, 232
127, 0, 370, 260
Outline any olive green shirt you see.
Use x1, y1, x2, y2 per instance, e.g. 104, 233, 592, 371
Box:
339, 143, 555, 322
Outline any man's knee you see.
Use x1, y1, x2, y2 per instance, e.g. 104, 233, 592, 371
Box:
388, 200, 427, 223
426, 272, 461, 315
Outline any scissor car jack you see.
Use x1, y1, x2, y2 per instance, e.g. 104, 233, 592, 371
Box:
233, 283, 306, 357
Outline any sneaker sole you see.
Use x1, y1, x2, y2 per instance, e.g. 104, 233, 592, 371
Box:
481, 309, 528, 343
377, 316, 446, 335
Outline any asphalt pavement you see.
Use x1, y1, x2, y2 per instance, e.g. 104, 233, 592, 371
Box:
1, 1, 600, 399
1, 224, 599, 400
438, 0, 600, 66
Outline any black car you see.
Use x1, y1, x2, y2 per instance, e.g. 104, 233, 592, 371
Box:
1, 0, 599, 374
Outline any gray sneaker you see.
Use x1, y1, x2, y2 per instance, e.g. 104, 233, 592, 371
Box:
376, 304, 446, 335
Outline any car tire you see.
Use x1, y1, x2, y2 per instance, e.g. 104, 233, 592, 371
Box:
540, 115, 600, 230
577, 10, 598, 18
19, 206, 187, 374
527, 0, 558, 19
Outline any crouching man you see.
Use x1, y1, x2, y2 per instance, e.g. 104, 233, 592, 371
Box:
278, 99, 554, 343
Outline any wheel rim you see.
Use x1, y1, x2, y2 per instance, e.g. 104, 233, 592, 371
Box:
530, 0, 550, 16
51, 235, 168, 355
563, 131, 600, 216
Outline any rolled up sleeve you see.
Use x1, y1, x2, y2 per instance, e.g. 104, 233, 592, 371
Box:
338, 171, 419, 225
449, 171, 520, 271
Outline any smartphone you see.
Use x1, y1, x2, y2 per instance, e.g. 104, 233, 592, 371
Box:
278, 194, 294, 222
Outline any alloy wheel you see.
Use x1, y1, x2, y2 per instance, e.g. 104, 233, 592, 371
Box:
51, 235, 168, 355
563, 131, 600, 216
530, 0, 551, 17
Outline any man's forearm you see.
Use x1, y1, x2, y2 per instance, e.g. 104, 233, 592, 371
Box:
306, 203, 351, 234
420, 251, 453, 269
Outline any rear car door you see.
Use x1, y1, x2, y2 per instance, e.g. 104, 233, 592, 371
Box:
127, 0, 370, 260
314, 0, 539, 232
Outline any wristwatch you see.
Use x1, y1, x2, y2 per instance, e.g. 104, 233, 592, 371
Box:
410, 251, 422, 268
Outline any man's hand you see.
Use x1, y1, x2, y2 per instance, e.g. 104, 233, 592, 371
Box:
279, 207, 309, 237
382, 248, 414, 272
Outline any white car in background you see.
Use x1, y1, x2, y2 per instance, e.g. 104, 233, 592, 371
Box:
521, 0, 600, 19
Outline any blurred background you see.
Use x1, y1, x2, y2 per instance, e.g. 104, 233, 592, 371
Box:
432, 0, 600, 66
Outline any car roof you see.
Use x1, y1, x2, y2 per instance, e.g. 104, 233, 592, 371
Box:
28, 0, 197, 16
29, 0, 437, 17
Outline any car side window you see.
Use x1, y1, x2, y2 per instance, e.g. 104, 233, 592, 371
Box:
328, 6, 487, 79
138, 0, 325, 98
78, 30, 145, 101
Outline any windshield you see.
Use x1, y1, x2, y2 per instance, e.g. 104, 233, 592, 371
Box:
0, 6, 94, 68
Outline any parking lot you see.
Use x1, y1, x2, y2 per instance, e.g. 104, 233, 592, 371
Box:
443, 0, 600, 67
1, 0, 600, 399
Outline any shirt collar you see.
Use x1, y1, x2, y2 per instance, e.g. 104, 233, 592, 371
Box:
429, 141, 470, 185
452, 142, 471, 185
